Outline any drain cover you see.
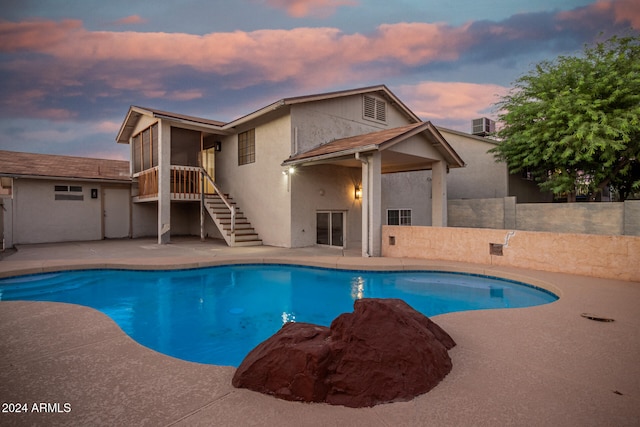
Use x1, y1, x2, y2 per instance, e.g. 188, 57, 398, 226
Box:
581, 313, 615, 322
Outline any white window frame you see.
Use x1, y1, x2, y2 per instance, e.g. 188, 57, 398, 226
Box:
387, 208, 412, 226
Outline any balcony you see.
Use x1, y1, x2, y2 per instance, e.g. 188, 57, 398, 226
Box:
134, 166, 202, 201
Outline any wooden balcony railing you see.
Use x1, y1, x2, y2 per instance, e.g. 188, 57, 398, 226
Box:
171, 166, 201, 200
134, 166, 202, 200
135, 167, 158, 199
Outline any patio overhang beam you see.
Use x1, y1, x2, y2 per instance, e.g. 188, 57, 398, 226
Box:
281, 145, 378, 168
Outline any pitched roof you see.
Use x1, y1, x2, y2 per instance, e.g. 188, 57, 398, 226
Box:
116, 106, 226, 144
117, 85, 421, 143
0, 150, 131, 182
226, 84, 420, 129
283, 122, 465, 168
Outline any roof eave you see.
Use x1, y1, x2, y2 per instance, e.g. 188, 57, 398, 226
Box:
0, 173, 131, 183
426, 122, 466, 168
282, 144, 379, 167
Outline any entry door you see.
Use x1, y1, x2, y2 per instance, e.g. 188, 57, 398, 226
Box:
103, 187, 130, 239
316, 211, 344, 247
201, 147, 215, 193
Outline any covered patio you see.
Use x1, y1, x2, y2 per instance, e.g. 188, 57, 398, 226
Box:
283, 121, 465, 256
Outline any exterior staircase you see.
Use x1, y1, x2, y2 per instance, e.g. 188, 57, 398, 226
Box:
203, 193, 262, 247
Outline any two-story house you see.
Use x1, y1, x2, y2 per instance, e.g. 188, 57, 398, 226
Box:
116, 85, 465, 256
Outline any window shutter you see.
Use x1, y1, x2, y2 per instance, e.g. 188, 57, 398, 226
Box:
363, 95, 386, 122
363, 95, 376, 120
375, 99, 386, 122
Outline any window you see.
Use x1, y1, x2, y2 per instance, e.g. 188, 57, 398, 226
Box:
387, 209, 411, 226
363, 95, 387, 123
132, 123, 158, 173
54, 185, 84, 201
238, 129, 255, 165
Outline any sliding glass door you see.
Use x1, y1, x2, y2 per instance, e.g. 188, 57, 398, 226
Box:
316, 211, 344, 247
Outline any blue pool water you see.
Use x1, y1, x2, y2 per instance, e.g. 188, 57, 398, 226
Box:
0, 264, 557, 367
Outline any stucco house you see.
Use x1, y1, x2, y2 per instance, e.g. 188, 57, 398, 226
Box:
0, 85, 550, 254
0, 151, 131, 249
115, 85, 465, 256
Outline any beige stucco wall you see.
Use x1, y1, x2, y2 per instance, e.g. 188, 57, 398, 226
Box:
381, 171, 432, 226
291, 94, 411, 154
438, 129, 507, 199
11, 179, 103, 244
382, 225, 640, 282
216, 114, 293, 247
290, 164, 362, 248
132, 202, 157, 238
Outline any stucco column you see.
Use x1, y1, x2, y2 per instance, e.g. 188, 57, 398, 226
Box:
360, 157, 369, 257
368, 152, 382, 256
431, 160, 447, 227
157, 121, 171, 244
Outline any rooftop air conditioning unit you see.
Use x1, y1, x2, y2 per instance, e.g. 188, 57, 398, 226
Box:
472, 118, 495, 136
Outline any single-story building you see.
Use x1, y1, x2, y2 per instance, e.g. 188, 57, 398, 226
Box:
0, 151, 131, 248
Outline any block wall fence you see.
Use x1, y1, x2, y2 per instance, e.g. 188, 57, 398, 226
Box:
382, 225, 640, 282
448, 198, 640, 236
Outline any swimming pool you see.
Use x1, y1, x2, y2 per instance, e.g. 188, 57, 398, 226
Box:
0, 264, 557, 367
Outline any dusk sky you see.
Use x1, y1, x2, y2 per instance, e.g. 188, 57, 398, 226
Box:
1, 0, 638, 160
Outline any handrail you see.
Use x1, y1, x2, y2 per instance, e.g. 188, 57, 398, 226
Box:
200, 168, 235, 235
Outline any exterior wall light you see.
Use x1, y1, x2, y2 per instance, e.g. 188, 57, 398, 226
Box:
355, 185, 362, 200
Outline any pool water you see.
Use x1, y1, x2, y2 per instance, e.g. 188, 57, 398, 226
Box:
0, 264, 557, 367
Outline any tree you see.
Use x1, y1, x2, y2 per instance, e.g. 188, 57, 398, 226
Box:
490, 34, 640, 201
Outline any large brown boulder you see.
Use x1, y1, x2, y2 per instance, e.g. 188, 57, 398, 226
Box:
232, 298, 456, 407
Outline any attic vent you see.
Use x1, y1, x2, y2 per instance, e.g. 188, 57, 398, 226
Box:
363, 95, 386, 123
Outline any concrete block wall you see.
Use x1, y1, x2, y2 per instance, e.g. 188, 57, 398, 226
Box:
448, 198, 640, 236
382, 225, 640, 282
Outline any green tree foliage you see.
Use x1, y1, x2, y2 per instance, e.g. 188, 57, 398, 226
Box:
490, 34, 640, 201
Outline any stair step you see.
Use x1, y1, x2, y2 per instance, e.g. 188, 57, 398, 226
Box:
203, 191, 261, 247
234, 234, 261, 242
234, 228, 258, 235
220, 223, 254, 231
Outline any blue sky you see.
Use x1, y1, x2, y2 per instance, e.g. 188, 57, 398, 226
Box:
1, 0, 638, 159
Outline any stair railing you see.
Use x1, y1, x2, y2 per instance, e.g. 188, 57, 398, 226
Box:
200, 168, 235, 241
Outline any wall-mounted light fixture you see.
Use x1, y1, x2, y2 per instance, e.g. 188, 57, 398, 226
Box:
354, 184, 362, 200
214, 141, 222, 152
283, 167, 295, 192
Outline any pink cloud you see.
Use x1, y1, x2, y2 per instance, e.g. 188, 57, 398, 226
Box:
0, 19, 473, 92
263, 0, 358, 18
95, 121, 122, 133
398, 82, 509, 129
112, 15, 147, 26
0, 19, 83, 52
557, 0, 640, 30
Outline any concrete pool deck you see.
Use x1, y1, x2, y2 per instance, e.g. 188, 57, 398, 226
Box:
0, 238, 638, 426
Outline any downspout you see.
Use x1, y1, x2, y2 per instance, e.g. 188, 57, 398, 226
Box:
355, 152, 370, 257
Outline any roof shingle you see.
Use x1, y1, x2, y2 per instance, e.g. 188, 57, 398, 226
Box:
0, 150, 131, 182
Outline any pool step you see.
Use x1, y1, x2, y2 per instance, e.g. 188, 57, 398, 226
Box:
203, 193, 262, 247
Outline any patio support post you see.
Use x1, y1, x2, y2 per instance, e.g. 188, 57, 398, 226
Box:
431, 160, 447, 227
368, 152, 382, 256
157, 121, 171, 244
358, 153, 370, 257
